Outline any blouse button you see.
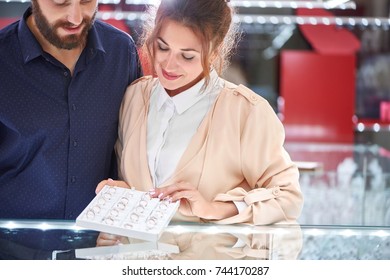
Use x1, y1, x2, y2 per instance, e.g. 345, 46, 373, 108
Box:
272, 188, 280, 196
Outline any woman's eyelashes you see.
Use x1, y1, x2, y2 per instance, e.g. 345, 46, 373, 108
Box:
157, 43, 195, 61
182, 54, 195, 61
157, 42, 169, 51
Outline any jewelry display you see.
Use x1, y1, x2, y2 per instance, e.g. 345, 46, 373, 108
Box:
76, 185, 179, 241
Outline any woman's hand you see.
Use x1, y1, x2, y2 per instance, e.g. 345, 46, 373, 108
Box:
150, 181, 238, 220
95, 178, 130, 194
96, 232, 129, 246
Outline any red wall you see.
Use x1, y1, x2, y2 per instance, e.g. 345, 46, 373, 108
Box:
0, 18, 18, 29
280, 51, 356, 144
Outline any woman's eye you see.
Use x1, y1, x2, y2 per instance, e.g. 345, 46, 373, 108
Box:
157, 44, 168, 51
52, 0, 68, 5
182, 55, 194, 61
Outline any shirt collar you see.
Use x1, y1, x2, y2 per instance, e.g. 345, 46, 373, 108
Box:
18, 7, 106, 64
155, 70, 222, 115
18, 7, 43, 64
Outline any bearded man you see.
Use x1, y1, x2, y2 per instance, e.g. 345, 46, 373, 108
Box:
0, 0, 142, 219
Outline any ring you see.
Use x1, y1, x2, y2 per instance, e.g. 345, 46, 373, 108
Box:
104, 217, 114, 225
158, 203, 168, 211
135, 205, 145, 214
130, 213, 139, 223
103, 192, 112, 200
120, 197, 129, 205
117, 202, 126, 210
110, 209, 119, 217
139, 199, 148, 208
146, 217, 157, 228
153, 210, 163, 219
124, 223, 133, 229
92, 205, 101, 214
86, 210, 95, 219
98, 197, 106, 205
107, 187, 116, 194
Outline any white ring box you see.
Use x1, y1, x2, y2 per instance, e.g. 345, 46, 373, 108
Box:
76, 185, 179, 242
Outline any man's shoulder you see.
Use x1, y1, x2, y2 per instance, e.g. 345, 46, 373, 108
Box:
0, 20, 19, 43
0, 21, 20, 58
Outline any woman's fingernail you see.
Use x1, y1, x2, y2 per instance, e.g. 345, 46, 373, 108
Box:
158, 193, 164, 199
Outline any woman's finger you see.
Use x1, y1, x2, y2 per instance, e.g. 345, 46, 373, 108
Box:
96, 232, 120, 246
151, 182, 194, 199
95, 179, 109, 194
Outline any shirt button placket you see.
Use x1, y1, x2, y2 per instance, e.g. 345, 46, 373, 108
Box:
68, 77, 77, 187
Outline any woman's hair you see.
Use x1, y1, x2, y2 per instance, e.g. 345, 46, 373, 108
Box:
139, 0, 240, 86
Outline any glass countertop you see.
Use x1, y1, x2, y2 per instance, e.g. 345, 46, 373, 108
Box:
286, 142, 390, 227
1, 220, 389, 260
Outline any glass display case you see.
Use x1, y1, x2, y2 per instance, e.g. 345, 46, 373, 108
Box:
1, 220, 390, 260
286, 142, 390, 227
1, 142, 390, 260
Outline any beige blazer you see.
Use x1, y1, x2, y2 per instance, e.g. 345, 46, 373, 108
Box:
116, 76, 303, 225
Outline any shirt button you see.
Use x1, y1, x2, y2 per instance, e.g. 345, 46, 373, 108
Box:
250, 95, 258, 101
72, 104, 77, 111
73, 140, 78, 147
272, 188, 280, 196
71, 176, 76, 183
63, 71, 69, 77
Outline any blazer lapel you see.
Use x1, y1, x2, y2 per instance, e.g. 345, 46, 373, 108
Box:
137, 79, 156, 188
162, 91, 223, 186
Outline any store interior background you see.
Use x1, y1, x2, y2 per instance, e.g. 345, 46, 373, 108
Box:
1, 0, 390, 227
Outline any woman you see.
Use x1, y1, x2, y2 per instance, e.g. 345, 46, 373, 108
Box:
97, 0, 303, 225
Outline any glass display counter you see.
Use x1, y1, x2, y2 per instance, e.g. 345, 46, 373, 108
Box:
286, 143, 390, 226
1, 220, 390, 260
1, 143, 390, 261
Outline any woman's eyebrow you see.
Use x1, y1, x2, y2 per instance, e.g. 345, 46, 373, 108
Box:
157, 37, 200, 53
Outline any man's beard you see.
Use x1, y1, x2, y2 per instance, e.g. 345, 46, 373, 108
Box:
31, 0, 97, 50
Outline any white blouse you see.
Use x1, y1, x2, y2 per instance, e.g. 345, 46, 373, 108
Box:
147, 70, 223, 187
145, 70, 248, 214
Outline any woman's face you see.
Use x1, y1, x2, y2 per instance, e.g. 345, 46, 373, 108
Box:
154, 19, 204, 94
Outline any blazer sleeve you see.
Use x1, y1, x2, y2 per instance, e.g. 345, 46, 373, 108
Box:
115, 95, 126, 181
213, 94, 303, 225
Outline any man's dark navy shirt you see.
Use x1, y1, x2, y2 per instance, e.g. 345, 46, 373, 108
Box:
0, 8, 142, 219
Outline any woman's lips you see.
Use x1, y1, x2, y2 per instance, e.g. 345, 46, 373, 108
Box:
162, 69, 180, 80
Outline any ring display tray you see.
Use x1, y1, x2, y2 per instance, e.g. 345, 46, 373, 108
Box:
76, 185, 179, 242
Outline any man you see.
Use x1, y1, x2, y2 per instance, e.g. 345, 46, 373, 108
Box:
0, 0, 142, 219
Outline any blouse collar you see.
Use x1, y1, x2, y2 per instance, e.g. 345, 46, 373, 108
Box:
155, 70, 222, 115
